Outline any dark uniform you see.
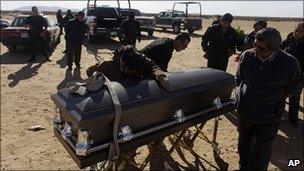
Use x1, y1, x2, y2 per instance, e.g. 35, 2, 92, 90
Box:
140, 38, 175, 71
56, 11, 63, 33
86, 47, 165, 80
62, 12, 75, 53
26, 15, 50, 61
65, 18, 87, 69
236, 49, 302, 170
120, 18, 141, 46
281, 32, 304, 126
201, 23, 239, 71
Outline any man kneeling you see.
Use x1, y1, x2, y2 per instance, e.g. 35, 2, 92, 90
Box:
86, 45, 170, 91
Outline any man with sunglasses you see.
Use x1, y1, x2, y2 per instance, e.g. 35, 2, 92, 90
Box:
201, 13, 239, 71
235, 27, 302, 170
281, 22, 304, 127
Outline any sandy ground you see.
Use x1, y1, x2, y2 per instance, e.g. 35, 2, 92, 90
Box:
1, 16, 303, 170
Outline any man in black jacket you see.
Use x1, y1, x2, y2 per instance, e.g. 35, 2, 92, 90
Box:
56, 9, 63, 33
141, 33, 190, 71
65, 11, 87, 70
120, 11, 141, 46
236, 28, 302, 171
281, 22, 304, 127
62, 10, 75, 53
26, 6, 50, 62
201, 13, 239, 71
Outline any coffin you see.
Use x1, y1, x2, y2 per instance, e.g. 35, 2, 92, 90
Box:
51, 67, 236, 168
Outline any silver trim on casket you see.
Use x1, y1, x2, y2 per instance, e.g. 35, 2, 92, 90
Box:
53, 98, 233, 156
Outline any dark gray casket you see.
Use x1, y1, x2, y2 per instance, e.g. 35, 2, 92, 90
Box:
52, 67, 235, 168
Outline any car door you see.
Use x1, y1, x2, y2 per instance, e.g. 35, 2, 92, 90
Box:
155, 12, 167, 28
163, 12, 173, 28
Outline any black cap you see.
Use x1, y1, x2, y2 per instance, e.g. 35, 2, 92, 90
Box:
222, 13, 233, 22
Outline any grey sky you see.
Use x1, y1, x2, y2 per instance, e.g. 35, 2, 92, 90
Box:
1, 1, 303, 17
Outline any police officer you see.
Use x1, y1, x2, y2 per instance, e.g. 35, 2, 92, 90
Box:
141, 33, 191, 71
62, 10, 75, 53
65, 11, 87, 70
26, 6, 50, 62
281, 23, 304, 127
201, 13, 239, 71
248, 20, 268, 45
56, 9, 63, 34
120, 11, 141, 46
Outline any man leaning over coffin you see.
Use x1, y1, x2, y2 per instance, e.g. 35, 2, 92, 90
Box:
86, 45, 170, 91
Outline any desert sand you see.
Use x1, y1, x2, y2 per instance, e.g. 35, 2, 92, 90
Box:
1, 15, 303, 170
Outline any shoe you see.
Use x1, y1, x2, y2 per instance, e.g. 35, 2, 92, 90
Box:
28, 58, 37, 62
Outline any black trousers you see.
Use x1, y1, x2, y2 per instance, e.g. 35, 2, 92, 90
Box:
67, 43, 82, 68
206, 55, 228, 71
288, 94, 300, 122
238, 119, 280, 171
30, 33, 48, 59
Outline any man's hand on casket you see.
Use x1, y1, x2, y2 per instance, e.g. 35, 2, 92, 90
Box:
157, 75, 171, 91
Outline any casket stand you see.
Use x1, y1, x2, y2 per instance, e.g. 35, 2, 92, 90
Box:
51, 68, 236, 169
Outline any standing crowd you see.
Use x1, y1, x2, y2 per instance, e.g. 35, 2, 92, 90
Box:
23, 6, 303, 171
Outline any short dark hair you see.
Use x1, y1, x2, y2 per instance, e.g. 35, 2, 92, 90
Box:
256, 27, 282, 51
175, 33, 191, 43
120, 45, 143, 71
254, 20, 267, 29
222, 13, 233, 22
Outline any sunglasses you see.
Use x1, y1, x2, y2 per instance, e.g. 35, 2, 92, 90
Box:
254, 43, 267, 51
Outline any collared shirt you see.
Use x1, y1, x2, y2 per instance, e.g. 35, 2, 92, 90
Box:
140, 38, 175, 72
235, 49, 302, 124
258, 52, 276, 62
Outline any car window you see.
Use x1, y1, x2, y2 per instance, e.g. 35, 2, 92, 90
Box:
11, 17, 28, 27
165, 13, 171, 17
95, 7, 118, 18
158, 12, 166, 18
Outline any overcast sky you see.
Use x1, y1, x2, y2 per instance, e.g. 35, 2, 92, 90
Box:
1, 1, 303, 17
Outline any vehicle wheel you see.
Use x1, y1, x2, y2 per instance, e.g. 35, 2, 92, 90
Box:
172, 24, 181, 34
187, 27, 195, 34
8, 46, 16, 52
148, 30, 154, 37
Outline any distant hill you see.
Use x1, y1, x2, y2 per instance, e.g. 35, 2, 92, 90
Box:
14, 6, 79, 12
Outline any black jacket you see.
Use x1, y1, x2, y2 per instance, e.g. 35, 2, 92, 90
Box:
235, 49, 302, 124
56, 12, 63, 24
120, 19, 141, 39
140, 38, 175, 71
26, 15, 47, 33
62, 13, 75, 28
281, 32, 304, 72
66, 19, 87, 44
201, 23, 239, 61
